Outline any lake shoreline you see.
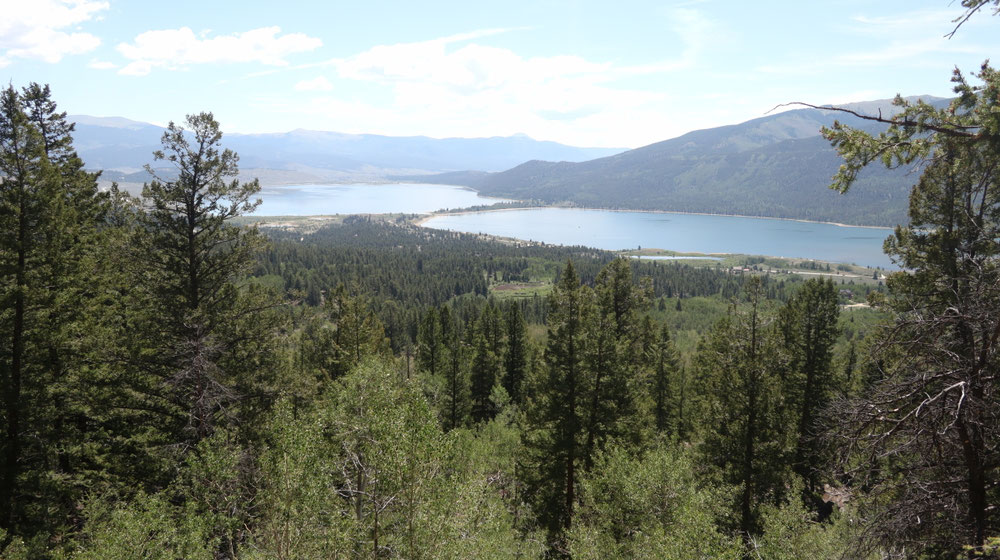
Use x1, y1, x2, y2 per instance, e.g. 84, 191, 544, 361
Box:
417, 205, 894, 268
416, 204, 896, 231
256, 181, 896, 230
246, 182, 893, 267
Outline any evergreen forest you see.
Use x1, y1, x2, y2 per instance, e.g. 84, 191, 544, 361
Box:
3, 3, 1000, 558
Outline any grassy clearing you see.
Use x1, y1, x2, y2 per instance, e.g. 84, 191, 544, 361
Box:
489, 281, 552, 300
234, 213, 419, 234
622, 249, 888, 287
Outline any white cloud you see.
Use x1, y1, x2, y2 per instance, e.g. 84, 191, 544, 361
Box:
116, 26, 322, 76
849, 10, 962, 35
0, 0, 107, 66
294, 76, 333, 91
88, 58, 116, 70
619, 7, 712, 74
118, 59, 152, 76
251, 16, 714, 147
238, 12, 716, 147
323, 27, 685, 125
837, 40, 981, 66
756, 37, 980, 76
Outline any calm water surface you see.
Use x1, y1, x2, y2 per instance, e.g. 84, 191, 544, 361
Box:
253, 183, 894, 268
424, 207, 895, 268
254, 183, 503, 216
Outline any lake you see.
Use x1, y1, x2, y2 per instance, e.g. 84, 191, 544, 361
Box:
423, 207, 895, 269
253, 183, 895, 268
253, 183, 503, 215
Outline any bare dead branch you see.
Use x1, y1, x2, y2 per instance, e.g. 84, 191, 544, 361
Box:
766, 101, 979, 138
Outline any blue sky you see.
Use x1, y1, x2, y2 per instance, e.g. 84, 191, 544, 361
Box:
2, 0, 998, 148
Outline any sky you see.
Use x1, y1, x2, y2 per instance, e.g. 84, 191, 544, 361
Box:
1, 0, 998, 149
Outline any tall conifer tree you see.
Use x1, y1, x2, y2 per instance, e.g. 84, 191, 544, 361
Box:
0, 84, 103, 533
780, 278, 839, 492
417, 307, 444, 377
125, 112, 279, 448
502, 301, 528, 406
651, 322, 681, 435
696, 277, 792, 540
583, 258, 651, 465
524, 262, 593, 539
441, 310, 470, 431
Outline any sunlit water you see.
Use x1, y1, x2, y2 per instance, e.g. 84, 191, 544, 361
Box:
253, 183, 503, 215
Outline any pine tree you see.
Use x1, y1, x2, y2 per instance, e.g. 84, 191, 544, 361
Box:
818, 28, 1000, 549
328, 284, 388, 372
299, 284, 387, 386
695, 277, 792, 539
417, 307, 444, 377
651, 322, 681, 435
779, 278, 839, 492
523, 262, 593, 538
119, 112, 281, 457
441, 313, 470, 431
297, 313, 344, 388
480, 301, 505, 358
502, 301, 528, 406
0, 84, 49, 530
0, 84, 104, 534
98, 113, 287, 558
582, 258, 651, 466
834, 136, 1000, 552
470, 314, 502, 423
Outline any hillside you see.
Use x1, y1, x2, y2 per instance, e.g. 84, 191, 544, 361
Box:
414, 97, 946, 226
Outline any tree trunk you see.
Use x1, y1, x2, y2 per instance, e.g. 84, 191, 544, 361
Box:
795, 364, 817, 491
583, 336, 606, 471
741, 381, 756, 541
957, 418, 986, 549
741, 295, 759, 541
564, 335, 577, 530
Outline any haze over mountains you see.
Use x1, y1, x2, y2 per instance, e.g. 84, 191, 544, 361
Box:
70, 115, 625, 182
74, 96, 945, 227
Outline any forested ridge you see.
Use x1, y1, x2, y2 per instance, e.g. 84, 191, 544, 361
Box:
413, 124, 916, 227
4, 4, 1000, 558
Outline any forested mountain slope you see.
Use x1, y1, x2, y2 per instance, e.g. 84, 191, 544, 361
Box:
417, 97, 947, 226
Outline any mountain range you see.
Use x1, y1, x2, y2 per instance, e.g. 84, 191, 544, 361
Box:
73, 96, 944, 227
407, 97, 947, 226
69, 115, 625, 183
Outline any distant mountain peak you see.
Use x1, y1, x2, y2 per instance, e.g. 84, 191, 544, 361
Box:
69, 114, 160, 130
68, 115, 626, 176
815, 95, 946, 118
